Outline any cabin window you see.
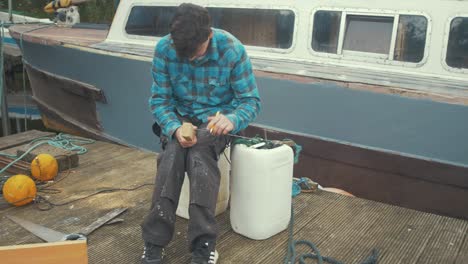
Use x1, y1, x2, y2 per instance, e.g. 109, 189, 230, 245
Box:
125, 6, 176, 37
394, 15, 428, 63
312, 11, 341, 53
209, 8, 295, 49
125, 6, 295, 49
343, 15, 394, 54
311, 11, 428, 63
446, 17, 468, 69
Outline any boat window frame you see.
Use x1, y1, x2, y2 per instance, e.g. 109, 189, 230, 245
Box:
122, 3, 298, 55
442, 14, 468, 74
308, 7, 432, 68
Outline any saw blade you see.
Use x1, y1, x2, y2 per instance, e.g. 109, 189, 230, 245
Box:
7, 215, 67, 243
78, 208, 127, 236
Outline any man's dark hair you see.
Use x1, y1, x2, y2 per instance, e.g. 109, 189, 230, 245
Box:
170, 3, 211, 58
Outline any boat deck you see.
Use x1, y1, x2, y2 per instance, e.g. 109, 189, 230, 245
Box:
1, 130, 467, 264
8, 24, 108, 47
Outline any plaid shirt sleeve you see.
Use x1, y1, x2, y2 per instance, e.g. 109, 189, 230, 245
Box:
225, 44, 261, 133
148, 42, 181, 138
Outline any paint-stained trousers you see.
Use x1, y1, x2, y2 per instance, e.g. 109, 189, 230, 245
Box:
141, 121, 230, 251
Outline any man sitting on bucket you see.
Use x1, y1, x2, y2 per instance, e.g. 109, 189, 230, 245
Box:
141, 3, 261, 264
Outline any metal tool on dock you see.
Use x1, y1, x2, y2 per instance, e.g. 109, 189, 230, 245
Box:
7, 207, 127, 242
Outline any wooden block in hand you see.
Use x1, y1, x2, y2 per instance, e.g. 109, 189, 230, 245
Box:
181, 122, 195, 141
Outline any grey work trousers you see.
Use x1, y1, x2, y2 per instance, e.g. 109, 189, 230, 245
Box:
141, 122, 229, 251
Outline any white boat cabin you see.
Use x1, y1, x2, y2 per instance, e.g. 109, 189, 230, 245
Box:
101, 0, 468, 98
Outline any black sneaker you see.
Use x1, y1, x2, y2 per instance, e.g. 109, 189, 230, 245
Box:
191, 241, 219, 264
141, 242, 165, 264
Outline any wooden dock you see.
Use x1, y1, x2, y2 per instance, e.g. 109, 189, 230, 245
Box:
0, 130, 467, 264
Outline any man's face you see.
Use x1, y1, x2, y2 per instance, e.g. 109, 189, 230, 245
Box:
189, 31, 213, 61
190, 39, 210, 61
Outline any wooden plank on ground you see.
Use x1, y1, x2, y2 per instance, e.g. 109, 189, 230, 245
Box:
16, 144, 79, 171
216, 192, 340, 264
0, 197, 10, 210
344, 202, 421, 263
2, 135, 466, 264
416, 217, 468, 264
0, 130, 55, 151
0, 156, 31, 175
312, 198, 385, 263
259, 193, 367, 264
456, 231, 468, 264
0, 240, 88, 264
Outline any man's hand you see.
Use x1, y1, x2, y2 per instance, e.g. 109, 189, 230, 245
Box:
207, 112, 234, 136
175, 125, 198, 148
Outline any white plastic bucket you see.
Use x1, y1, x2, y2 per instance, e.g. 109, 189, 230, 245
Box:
230, 144, 293, 240
176, 147, 231, 219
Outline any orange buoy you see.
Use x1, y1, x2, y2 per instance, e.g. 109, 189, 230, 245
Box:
31, 154, 59, 181
2, 174, 37, 206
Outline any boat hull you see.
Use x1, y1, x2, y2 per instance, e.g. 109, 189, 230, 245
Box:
246, 126, 468, 219
18, 39, 468, 219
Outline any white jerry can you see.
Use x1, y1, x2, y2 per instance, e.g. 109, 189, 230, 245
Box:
176, 147, 231, 219
230, 144, 293, 240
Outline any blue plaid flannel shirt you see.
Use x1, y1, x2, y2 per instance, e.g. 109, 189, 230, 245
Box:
149, 28, 261, 138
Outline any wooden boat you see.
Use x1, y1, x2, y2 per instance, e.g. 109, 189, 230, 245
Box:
9, 0, 468, 219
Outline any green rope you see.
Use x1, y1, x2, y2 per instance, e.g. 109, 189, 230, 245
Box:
284, 202, 379, 264
232, 136, 302, 163
29, 133, 95, 155
232, 136, 276, 148
0, 133, 95, 175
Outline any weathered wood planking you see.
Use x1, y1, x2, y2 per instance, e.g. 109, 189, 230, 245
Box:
9, 24, 108, 47
17, 144, 79, 171
0, 130, 55, 151
0, 240, 88, 264
0, 131, 467, 264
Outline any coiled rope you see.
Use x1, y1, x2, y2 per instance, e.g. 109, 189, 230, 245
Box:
0, 133, 95, 175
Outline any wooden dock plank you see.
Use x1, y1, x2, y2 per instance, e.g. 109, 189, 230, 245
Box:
69, 141, 130, 168
0, 130, 55, 151
16, 144, 79, 171
260, 194, 370, 263
30, 151, 155, 209
212, 194, 322, 263
0, 149, 156, 244
0, 141, 150, 214
455, 232, 468, 264
0, 240, 88, 264
216, 192, 339, 264
1, 133, 467, 264
315, 198, 386, 263
383, 212, 441, 264
345, 202, 421, 263
416, 217, 468, 264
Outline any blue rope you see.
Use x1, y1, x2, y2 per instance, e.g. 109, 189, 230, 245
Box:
0, 133, 95, 174
0, 140, 49, 174
29, 133, 95, 155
